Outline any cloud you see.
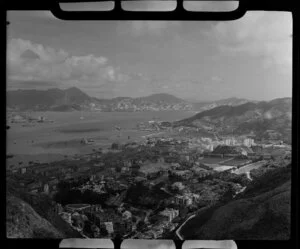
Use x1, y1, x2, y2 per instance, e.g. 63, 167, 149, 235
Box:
208, 12, 292, 74
6, 38, 125, 88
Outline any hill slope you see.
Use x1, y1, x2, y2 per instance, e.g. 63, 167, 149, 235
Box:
7, 195, 64, 238
175, 98, 292, 142
181, 166, 291, 240
192, 97, 251, 111
6, 178, 82, 238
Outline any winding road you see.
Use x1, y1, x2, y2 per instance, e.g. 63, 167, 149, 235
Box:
175, 214, 196, 240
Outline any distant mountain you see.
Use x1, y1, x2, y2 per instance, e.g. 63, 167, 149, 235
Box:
6, 86, 287, 116
136, 93, 185, 103
175, 98, 292, 142
7, 88, 193, 112
192, 97, 251, 112
96, 93, 193, 112
7, 87, 92, 111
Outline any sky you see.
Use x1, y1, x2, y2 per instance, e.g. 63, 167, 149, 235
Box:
6, 2, 293, 102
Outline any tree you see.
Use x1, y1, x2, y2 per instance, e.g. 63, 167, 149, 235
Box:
83, 220, 93, 236
111, 143, 120, 150
137, 220, 146, 230
100, 226, 108, 237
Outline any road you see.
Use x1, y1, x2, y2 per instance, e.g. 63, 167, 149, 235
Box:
233, 160, 267, 175
175, 214, 196, 240
245, 171, 253, 181
160, 187, 174, 196
175, 204, 216, 240
142, 132, 165, 138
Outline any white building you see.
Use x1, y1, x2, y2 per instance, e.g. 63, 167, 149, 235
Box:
160, 208, 179, 222
244, 138, 254, 147
172, 182, 185, 191
43, 183, 49, 194
104, 222, 114, 234
122, 210, 132, 220
225, 138, 237, 146
175, 193, 200, 206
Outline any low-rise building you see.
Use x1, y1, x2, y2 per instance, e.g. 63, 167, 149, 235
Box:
55, 203, 64, 214
104, 222, 114, 234
172, 182, 185, 191
159, 208, 179, 222
43, 183, 49, 194
175, 193, 200, 206
122, 210, 132, 220
244, 138, 255, 147
173, 170, 193, 180
121, 166, 130, 173
20, 167, 27, 174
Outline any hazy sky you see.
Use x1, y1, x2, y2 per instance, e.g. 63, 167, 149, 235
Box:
6, 3, 292, 101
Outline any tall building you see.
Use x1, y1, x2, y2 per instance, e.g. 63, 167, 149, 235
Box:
244, 138, 254, 147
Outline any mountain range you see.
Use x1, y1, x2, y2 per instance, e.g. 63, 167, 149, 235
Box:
6, 87, 251, 112
175, 98, 292, 143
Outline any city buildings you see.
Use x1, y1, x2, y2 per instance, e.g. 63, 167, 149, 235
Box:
160, 208, 179, 222
244, 138, 255, 147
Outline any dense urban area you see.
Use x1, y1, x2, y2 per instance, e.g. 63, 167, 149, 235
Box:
7, 116, 291, 239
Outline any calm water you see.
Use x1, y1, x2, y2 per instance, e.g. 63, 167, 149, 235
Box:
7, 111, 193, 167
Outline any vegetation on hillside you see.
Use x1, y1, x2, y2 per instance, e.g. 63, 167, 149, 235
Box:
180, 166, 291, 240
